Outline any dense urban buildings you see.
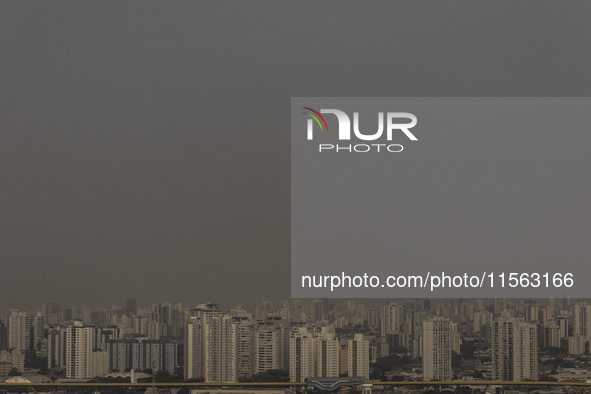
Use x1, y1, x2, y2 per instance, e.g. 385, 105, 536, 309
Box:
8, 312, 30, 351
491, 319, 538, 381
348, 333, 370, 379
0, 298, 589, 383
422, 317, 452, 381
65, 322, 108, 379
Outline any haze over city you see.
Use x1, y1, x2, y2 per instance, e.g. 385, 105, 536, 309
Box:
3, 2, 591, 308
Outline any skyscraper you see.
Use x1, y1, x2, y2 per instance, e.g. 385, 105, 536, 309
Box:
381, 303, 404, 336
494, 292, 506, 316
492, 318, 538, 381
572, 302, 591, 337
47, 326, 67, 369
289, 326, 315, 383
32, 313, 44, 351
348, 333, 369, 378
314, 327, 339, 378
65, 321, 108, 379
542, 322, 560, 348
8, 311, 30, 351
254, 318, 287, 374
184, 303, 240, 383
0, 320, 7, 351
127, 298, 138, 316
422, 317, 452, 381
512, 322, 538, 381
105, 339, 178, 373
557, 317, 569, 339
229, 309, 254, 380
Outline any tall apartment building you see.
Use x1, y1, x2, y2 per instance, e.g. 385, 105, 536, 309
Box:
231, 313, 254, 380
0, 321, 7, 351
184, 303, 240, 383
494, 292, 506, 316
381, 303, 404, 336
254, 318, 288, 374
127, 299, 137, 316
558, 317, 569, 339
289, 326, 316, 383
492, 318, 538, 381
422, 317, 452, 381
65, 322, 108, 379
542, 322, 560, 348
473, 311, 492, 333
572, 303, 591, 337
348, 334, 369, 378
450, 323, 461, 354
105, 339, 178, 373
314, 328, 339, 378
568, 335, 586, 355
524, 301, 539, 323
512, 322, 538, 381
220, 315, 239, 383
8, 311, 30, 351
32, 313, 44, 351
47, 326, 68, 369
0, 349, 25, 372
42, 303, 62, 326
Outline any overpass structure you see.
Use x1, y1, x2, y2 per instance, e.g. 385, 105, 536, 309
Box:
305, 377, 368, 391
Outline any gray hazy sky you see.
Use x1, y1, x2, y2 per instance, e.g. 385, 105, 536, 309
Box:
1, 1, 591, 309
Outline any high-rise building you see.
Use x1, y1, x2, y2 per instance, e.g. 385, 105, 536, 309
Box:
8, 311, 30, 351
494, 292, 506, 316
567, 303, 591, 355
492, 318, 538, 381
220, 315, 239, 383
32, 313, 44, 351
63, 308, 73, 323
90, 311, 107, 328
348, 334, 369, 378
568, 335, 586, 355
185, 314, 202, 380
229, 312, 254, 380
127, 299, 138, 316
422, 317, 452, 381
105, 339, 178, 374
254, 318, 287, 374
450, 322, 461, 354
184, 303, 240, 383
289, 326, 315, 383
542, 322, 560, 348
492, 318, 513, 381
381, 303, 404, 336
0, 349, 25, 372
512, 322, 538, 381
47, 326, 67, 369
524, 301, 539, 323
0, 321, 7, 351
474, 311, 492, 333
314, 328, 339, 378
42, 304, 61, 326
558, 317, 569, 339
572, 303, 591, 337
65, 321, 108, 379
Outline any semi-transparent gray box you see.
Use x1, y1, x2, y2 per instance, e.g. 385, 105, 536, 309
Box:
292, 97, 591, 298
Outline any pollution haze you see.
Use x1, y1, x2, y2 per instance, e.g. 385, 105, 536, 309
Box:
1, 1, 591, 309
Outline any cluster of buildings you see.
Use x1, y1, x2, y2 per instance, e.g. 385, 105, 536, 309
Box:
1, 296, 591, 384
184, 303, 369, 383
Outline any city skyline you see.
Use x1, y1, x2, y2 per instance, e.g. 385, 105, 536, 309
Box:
1, 296, 586, 315
2, 296, 591, 384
